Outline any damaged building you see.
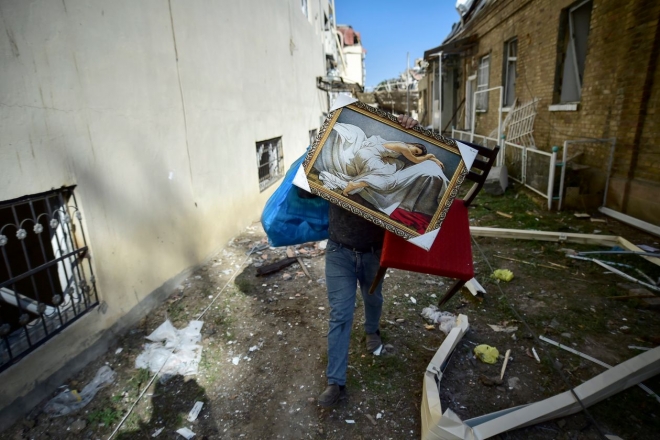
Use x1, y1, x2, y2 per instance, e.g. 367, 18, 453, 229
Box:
419, 0, 660, 226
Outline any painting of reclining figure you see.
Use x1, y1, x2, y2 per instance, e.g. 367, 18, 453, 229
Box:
303, 102, 467, 239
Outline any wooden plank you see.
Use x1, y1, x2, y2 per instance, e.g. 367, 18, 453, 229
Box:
617, 237, 660, 267
469, 227, 620, 246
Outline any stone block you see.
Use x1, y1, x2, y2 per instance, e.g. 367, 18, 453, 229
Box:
484, 165, 508, 195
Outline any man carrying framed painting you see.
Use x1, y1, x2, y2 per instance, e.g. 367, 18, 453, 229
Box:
317, 114, 419, 407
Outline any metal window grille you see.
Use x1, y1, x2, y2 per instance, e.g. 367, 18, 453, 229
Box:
476, 55, 490, 111
0, 187, 98, 373
504, 39, 517, 107
257, 137, 284, 192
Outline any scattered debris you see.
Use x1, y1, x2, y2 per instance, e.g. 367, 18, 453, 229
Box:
256, 257, 298, 276
152, 427, 164, 437
488, 324, 518, 333
373, 345, 383, 356
247, 243, 269, 255
410, 296, 417, 304
115, 348, 123, 355
491, 269, 514, 282
44, 366, 116, 417
465, 278, 486, 297
186, 401, 204, 422
479, 374, 503, 387
422, 313, 660, 439
420, 306, 456, 334
474, 344, 499, 364
574, 213, 590, 218
493, 255, 562, 270
540, 335, 660, 403
629, 346, 651, 351
345, 420, 355, 424
297, 257, 313, 279
365, 414, 377, 426
532, 348, 541, 363
568, 256, 660, 292
176, 427, 196, 439
135, 320, 204, 378
500, 349, 511, 380
496, 211, 513, 219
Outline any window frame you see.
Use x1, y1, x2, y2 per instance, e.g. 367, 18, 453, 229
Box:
476, 54, 490, 112
503, 38, 518, 107
555, 0, 593, 104
256, 137, 284, 192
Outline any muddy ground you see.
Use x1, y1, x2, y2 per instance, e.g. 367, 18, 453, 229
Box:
2, 185, 660, 440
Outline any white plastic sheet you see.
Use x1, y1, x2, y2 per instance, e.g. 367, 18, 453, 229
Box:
44, 366, 116, 417
135, 320, 204, 379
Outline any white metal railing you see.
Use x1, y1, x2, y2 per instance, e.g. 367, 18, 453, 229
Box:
453, 127, 561, 210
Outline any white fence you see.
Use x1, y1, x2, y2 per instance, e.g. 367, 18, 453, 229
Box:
452, 129, 559, 210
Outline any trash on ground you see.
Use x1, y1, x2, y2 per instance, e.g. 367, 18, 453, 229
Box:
373, 344, 383, 356
247, 243, 269, 255
135, 319, 204, 379
488, 324, 518, 333
44, 366, 116, 417
540, 335, 660, 403
491, 269, 514, 282
532, 347, 541, 363
187, 401, 204, 422
479, 374, 503, 386
410, 296, 417, 304
574, 213, 590, 218
176, 427, 196, 439
474, 344, 500, 364
345, 419, 355, 424
500, 349, 512, 379
115, 347, 123, 355
424, 324, 435, 330
152, 427, 164, 437
365, 414, 377, 425
629, 345, 651, 351
420, 306, 456, 334
465, 278, 486, 296
496, 211, 512, 218
232, 357, 240, 365
568, 255, 660, 292
256, 257, 297, 276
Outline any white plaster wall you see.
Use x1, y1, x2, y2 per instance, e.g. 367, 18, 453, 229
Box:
0, 0, 328, 414
343, 45, 364, 86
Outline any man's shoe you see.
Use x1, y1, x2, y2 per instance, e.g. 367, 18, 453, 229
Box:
366, 330, 382, 353
318, 384, 346, 407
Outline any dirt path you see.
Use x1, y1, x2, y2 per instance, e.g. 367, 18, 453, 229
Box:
3, 189, 660, 439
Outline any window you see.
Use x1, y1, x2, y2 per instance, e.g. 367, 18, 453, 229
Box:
301, 0, 308, 19
0, 187, 98, 372
503, 38, 517, 107
256, 137, 284, 191
476, 55, 490, 111
557, 0, 592, 103
309, 129, 318, 147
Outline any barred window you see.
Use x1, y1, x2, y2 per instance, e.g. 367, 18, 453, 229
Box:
256, 137, 284, 191
0, 187, 98, 372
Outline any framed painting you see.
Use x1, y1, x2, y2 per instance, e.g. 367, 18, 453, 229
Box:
295, 98, 476, 248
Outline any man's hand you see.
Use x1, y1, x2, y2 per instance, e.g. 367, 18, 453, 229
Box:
397, 114, 418, 129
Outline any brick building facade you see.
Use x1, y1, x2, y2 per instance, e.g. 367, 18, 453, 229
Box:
422, 0, 659, 225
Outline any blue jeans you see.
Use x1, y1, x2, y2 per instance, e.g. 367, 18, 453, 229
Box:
325, 239, 384, 386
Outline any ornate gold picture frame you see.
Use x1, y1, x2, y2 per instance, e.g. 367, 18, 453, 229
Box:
302, 101, 468, 240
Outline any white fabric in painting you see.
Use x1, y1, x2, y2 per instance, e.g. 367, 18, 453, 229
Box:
314, 123, 449, 216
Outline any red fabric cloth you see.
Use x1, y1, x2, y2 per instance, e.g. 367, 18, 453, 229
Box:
389, 209, 432, 234
380, 199, 473, 280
